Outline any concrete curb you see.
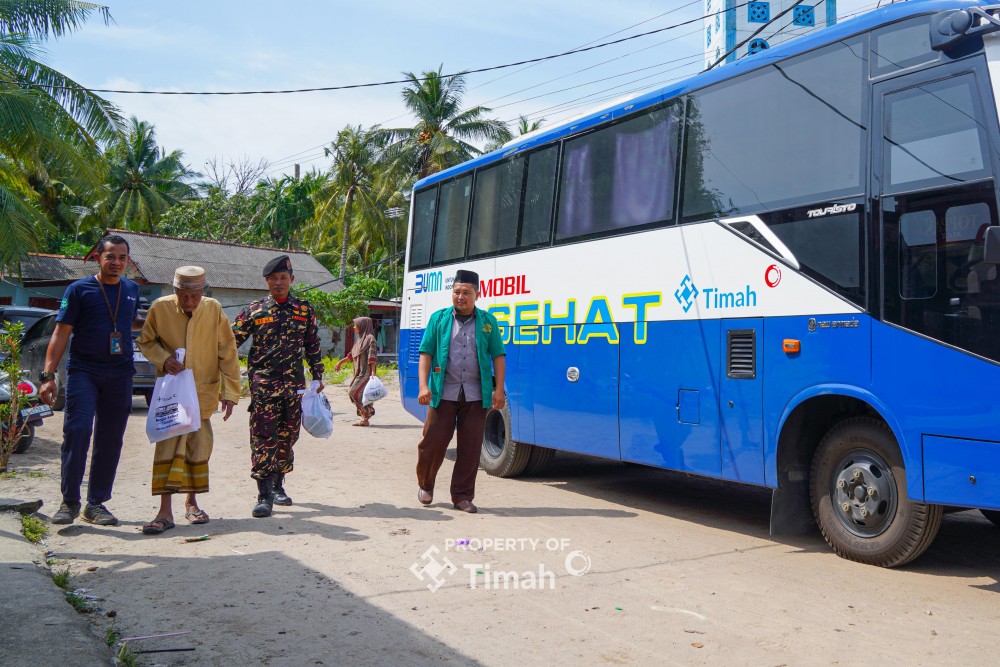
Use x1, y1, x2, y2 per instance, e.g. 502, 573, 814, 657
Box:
0, 511, 114, 667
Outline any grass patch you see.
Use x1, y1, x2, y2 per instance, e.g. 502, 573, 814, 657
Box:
65, 592, 90, 613
27, 471, 46, 478
104, 626, 120, 648
0, 470, 16, 479
21, 514, 47, 543
118, 642, 138, 666
52, 568, 71, 589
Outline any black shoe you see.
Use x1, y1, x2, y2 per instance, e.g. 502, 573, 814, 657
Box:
51, 500, 81, 525
81, 503, 119, 526
273, 473, 293, 506
252, 476, 274, 518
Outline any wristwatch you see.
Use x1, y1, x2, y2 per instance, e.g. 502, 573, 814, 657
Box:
39, 371, 56, 383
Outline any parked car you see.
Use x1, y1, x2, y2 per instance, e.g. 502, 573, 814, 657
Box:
0, 305, 55, 334
13, 309, 156, 409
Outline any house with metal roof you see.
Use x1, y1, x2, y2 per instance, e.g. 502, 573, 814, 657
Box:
0, 231, 402, 359
0, 253, 96, 309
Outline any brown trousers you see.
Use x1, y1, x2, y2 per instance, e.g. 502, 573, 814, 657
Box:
416, 398, 487, 504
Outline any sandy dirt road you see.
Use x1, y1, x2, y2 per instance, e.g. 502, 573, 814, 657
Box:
5, 380, 1000, 666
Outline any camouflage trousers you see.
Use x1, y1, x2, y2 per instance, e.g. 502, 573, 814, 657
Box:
249, 391, 302, 480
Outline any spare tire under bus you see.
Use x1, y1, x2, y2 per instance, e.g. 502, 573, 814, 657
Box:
479, 402, 533, 478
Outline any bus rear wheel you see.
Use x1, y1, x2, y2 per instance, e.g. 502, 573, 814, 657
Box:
480, 402, 531, 478
809, 417, 942, 567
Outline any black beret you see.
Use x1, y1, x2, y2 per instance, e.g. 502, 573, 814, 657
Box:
454, 269, 479, 286
263, 255, 293, 277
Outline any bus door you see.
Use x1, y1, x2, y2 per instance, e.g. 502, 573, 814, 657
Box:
719, 319, 765, 484
530, 327, 620, 459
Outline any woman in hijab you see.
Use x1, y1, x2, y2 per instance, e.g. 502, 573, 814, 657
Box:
335, 316, 378, 426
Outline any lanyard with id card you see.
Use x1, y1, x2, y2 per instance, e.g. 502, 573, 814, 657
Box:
96, 275, 124, 355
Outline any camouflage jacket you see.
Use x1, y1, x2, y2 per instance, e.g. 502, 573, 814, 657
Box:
232, 294, 324, 397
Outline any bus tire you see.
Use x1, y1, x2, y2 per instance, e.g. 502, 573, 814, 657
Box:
980, 509, 1000, 528
809, 417, 942, 567
480, 402, 531, 478
13, 424, 35, 454
523, 446, 555, 476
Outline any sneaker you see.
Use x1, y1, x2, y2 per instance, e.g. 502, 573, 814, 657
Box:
81, 503, 119, 526
51, 501, 81, 525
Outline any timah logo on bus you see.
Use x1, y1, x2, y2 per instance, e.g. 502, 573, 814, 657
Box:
674, 275, 757, 312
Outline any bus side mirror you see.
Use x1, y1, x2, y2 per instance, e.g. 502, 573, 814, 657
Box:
984, 226, 1000, 264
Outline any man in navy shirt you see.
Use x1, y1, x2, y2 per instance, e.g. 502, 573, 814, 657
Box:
39, 234, 142, 526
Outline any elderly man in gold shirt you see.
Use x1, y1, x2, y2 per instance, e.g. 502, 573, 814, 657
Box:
137, 266, 241, 534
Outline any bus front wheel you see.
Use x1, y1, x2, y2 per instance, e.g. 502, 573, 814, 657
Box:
810, 417, 942, 567
480, 402, 531, 478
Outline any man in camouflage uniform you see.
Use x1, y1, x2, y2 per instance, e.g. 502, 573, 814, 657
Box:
233, 255, 324, 518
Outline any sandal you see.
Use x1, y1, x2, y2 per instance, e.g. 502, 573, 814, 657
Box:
185, 509, 210, 524
142, 518, 175, 535
352, 421, 370, 427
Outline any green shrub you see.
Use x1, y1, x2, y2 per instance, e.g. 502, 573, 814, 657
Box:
21, 514, 47, 543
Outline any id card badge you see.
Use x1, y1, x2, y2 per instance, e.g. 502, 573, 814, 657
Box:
109, 331, 123, 355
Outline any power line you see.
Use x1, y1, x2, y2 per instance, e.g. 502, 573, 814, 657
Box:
7, 17, 721, 97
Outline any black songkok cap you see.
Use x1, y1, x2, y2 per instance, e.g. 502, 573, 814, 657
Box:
263, 255, 293, 277
454, 269, 479, 286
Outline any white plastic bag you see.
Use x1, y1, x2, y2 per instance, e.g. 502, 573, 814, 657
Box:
145, 348, 200, 443
362, 375, 388, 406
299, 380, 333, 439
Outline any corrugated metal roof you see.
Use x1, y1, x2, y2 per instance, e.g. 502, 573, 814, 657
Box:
107, 230, 343, 293
20, 254, 94, 283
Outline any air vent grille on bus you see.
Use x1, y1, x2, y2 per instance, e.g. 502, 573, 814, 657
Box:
727, 329, 756, 379
409, 305, 423, 329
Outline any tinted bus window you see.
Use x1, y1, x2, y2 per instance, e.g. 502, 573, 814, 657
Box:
520, 146, 558, 247
409, 187, 436, 269
433, 175, 472, 265
762, 207, 866, 306
899, 210, 937, 299
882, 74, 990, 194
556, 106, 679, 241
469, 157, 525, 257
682, 37, 865, 221
871, 17, 937, 77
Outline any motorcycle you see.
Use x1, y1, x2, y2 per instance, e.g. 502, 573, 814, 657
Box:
0, 371, 53, 454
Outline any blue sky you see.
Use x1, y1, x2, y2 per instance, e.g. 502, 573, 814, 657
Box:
42, 0, 877, 180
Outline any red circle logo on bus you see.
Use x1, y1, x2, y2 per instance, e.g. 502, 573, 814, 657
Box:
765, 264, 782, 288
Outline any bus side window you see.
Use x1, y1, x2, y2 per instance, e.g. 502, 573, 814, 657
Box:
409, 187, 437, 269
469, 157, 524, 257
519, 146, 558, 248
432, 175, 473, 265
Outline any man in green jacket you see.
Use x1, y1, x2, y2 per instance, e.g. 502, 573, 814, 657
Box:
416, 269, 506, 513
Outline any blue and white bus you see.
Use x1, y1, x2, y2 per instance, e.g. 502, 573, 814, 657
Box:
399, 0, 1000, 567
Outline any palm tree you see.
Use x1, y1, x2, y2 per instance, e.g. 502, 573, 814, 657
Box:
253, 172, 321, 250
0, 0, 122, 272
485, 114, 545, 152
102, 117, 198, 232
315, 125, 388, 278
381, 65, 512, 180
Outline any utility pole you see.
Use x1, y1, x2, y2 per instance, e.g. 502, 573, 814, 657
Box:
294, 163, 300, 180
385, 207, 405, 292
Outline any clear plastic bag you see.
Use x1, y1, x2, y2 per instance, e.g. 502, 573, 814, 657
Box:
300, 380, 333, 439
362, 375, 388, 406
146, 348, 200, 443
